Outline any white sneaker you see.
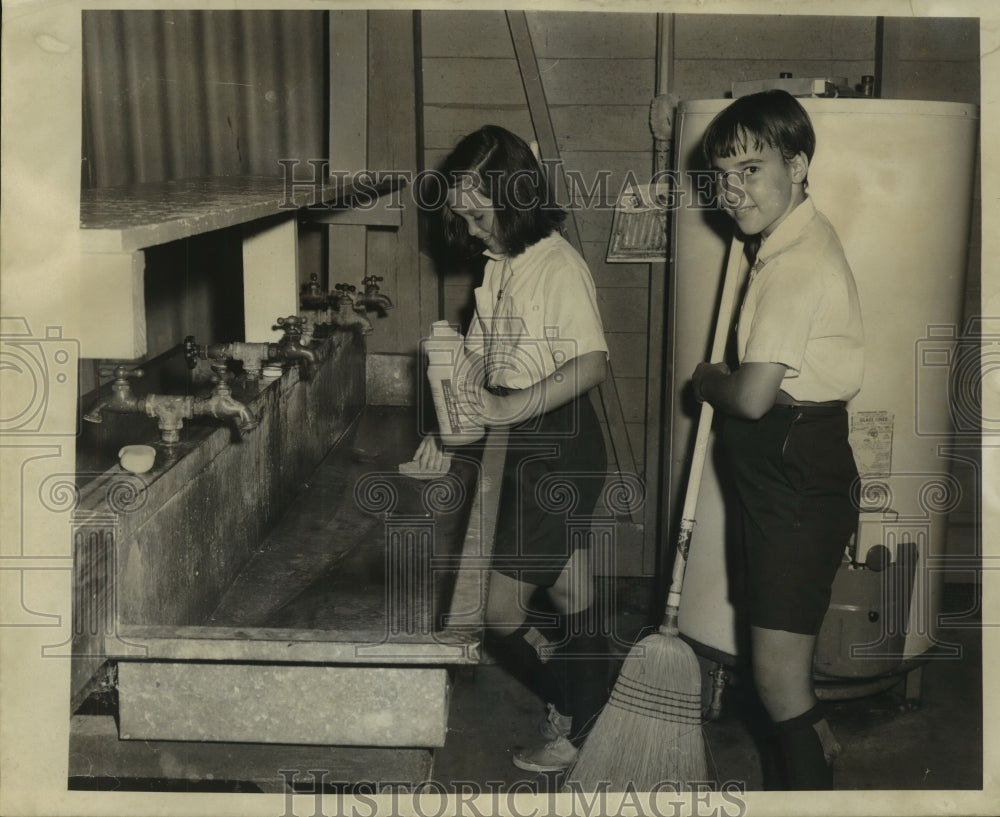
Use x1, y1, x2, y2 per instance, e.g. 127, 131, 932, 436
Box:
512, 735, 578, 772
540, 702, 573, 740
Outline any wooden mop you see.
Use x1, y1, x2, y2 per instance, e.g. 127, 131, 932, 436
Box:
565, 232, 748, 792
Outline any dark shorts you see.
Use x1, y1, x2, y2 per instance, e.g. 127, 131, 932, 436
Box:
491, 393, 608, 587
720, 404, 860, 635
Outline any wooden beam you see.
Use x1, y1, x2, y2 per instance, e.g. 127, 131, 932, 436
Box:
875, 16, 904, 99
505, 11, 578, 247
367, 11, 425, 354
328, 11, 369, 298
303, 196, 403, 227
506, 11, 640, 520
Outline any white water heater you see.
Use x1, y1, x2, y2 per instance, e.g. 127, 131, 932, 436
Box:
668, 98, 978, 674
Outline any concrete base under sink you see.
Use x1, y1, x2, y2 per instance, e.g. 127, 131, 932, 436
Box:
117, 662, 450, 747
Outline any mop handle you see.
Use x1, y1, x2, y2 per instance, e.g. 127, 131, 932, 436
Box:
662, 233, 748, 634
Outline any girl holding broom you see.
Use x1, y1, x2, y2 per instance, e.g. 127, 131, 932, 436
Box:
412, 125, 613, 772
692, 90, 864, 789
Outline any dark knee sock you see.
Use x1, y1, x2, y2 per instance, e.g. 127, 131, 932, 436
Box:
551, 608, 613, 746
740, 684, 785, 791
774, 704, 833, 790
485, 625, 569, 717
757, 730, 785, 791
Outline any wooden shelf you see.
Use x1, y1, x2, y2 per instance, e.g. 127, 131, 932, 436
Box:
80, 174, 356, 253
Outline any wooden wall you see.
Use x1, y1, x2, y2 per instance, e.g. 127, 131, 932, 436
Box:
672, 15, 877, 97
417, 11, 981, 575
357, 12, 437, 359
420, 11, 657, 471
880, 17, 981, 104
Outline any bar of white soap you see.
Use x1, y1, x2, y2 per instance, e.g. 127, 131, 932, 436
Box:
119, 444, 156, 474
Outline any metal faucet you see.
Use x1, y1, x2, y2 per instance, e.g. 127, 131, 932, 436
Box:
355, 275, 394, 316
272, 315, 319, 373
191, 365, 257, 435
143, 365, 257, 444
83, 363, 257, 444
140, 393, 193, 445
186, 317, 319, 382
299, 274, 334, 330
300, 274, 330, 312
185, 335, 276, 379
298, 274, 389, 331
329, 284, 374, 334
82, 366, 145, 423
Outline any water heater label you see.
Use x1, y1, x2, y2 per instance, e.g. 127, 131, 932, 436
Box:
850, 411, 894, 476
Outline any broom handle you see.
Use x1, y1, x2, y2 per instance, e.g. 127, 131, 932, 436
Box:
662, 233, 747, 634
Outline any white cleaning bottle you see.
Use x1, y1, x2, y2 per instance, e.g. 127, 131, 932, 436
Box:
424, 321, 485, 445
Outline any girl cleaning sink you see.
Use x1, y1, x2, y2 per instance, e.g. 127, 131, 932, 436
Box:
412, 125, 612, 773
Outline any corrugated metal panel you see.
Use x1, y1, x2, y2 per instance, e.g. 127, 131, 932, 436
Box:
82, 10, 327, 189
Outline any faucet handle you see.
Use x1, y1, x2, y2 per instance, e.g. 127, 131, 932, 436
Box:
334, 283, 357, 302
99, 365, 144, 383
362, 275, 384, 288
274, 315, 305, 335
208, 362, 236, 392
301, 273, 323, 297
183, 335, 205, 369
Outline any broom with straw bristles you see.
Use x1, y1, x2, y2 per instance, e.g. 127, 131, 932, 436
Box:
565, 232, 749, 792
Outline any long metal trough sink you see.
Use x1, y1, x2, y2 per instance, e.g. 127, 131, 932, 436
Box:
71, 340, 506, 749
122, 407, 505, 665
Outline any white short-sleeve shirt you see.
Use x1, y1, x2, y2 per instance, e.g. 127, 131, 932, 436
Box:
737, 197, 864, 402
466, 232, 609, 390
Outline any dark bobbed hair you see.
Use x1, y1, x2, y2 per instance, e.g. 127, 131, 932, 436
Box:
701, 90, 816, 169
439, 125, 565, 258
